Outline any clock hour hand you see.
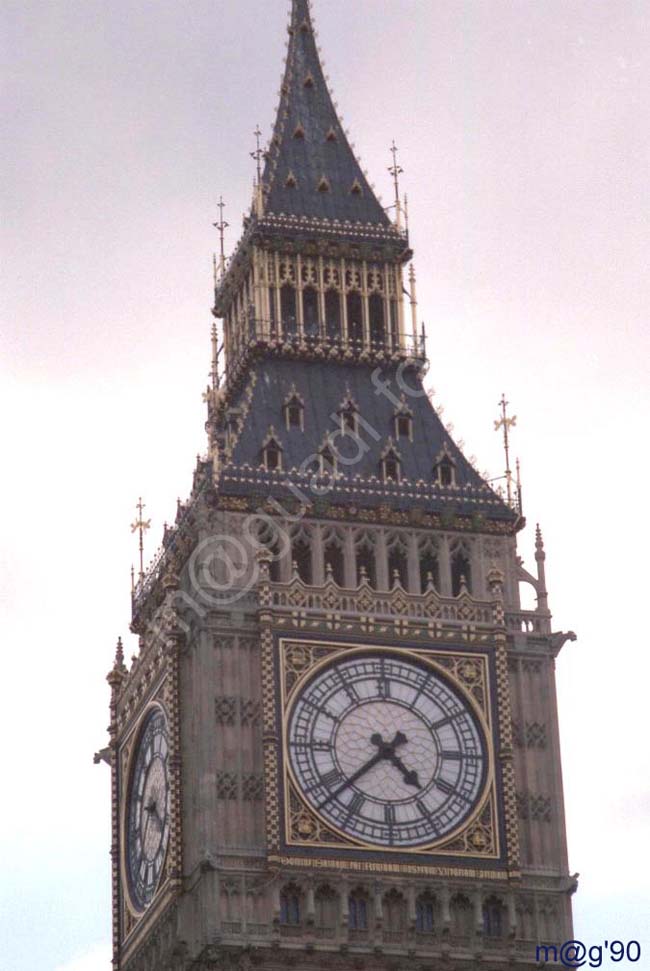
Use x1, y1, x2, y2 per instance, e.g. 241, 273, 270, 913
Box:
387, 752, 421, 788
370, 732, 420, 788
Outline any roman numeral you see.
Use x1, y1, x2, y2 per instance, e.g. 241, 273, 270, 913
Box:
320, 767, 343, 788
384, 805, 396, 825
347, 793, 365, 817
440, 750, 463, 760
435, 778, 472, 803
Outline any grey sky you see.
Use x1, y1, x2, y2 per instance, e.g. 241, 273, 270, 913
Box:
2, 2, 649, 968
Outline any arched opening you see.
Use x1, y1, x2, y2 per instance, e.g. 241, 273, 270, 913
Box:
382, 889, 406, 932
389, 299, 399, 346
302, 286, 319, 337
450, 894, 473, 937
388, 542, 408, 589
324, 539, 345, 586
369, 293, 385, 346
416, 893, 436, 933
348, 890, 368, 932
280, 885, 301, 925
281, 284, 297, 337
451, 548, 472, 596
292, 536, 312, 584
355, 539, 376, 588
419, 549, 440, 593
315, 885, 338, 931
483, 896, 505, 938
325, 289, 342, 340
346, 291, 363, 345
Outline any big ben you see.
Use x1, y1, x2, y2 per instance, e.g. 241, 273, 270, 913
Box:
103, 2, 576, 968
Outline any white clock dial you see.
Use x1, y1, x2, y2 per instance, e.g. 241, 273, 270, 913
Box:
287, 652, 488, 847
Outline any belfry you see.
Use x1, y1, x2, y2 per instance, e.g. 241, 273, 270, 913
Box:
103, 2, 577, 969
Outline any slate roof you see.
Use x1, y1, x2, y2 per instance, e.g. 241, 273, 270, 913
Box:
262, 0, 392, 227
218, 358, 516, 523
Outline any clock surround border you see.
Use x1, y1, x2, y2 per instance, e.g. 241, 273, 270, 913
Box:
267, 632, 512, 871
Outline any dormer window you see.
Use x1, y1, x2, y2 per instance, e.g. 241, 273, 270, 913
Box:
396, 415, 411, 438
434, 456, 455, 486
381, 445, 401, 483
319, 442, 336, 475
338, 394, 359, 435
283, 389, 304, 431
262, 428, 283, 471
432, 448, 456, 487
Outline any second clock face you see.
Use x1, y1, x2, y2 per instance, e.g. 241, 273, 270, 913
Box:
125, 707, 171, 911
287, 652, 488, 848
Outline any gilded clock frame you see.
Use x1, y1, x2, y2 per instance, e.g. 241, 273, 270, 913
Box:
272, 635, 507, 869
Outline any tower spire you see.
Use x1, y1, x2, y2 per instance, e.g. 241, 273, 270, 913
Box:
130, 497, 151, 582
260, 0, 393, 229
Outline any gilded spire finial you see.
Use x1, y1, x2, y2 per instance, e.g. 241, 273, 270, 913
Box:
130, 497, 151, 582
213, 197, 229, 277
494, 395, 517, 506
388, 140, 404, 229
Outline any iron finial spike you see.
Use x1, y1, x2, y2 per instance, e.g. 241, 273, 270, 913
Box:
213, 197, 229, 276
388, 139, 404, 229
494, 395, 517, 506
130, 497, 151, 581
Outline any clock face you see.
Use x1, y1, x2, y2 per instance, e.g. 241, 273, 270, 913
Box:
125, 708, 171, 911
287, 652, 488, 848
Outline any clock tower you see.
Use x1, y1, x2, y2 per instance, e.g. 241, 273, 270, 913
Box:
103, 2, 577, 969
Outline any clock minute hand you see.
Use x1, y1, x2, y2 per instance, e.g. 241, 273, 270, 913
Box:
316, 750, 385, 810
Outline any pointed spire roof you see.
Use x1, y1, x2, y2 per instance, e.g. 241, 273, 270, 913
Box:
262, 0, 391, 228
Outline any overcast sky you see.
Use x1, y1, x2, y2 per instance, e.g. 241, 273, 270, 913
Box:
2, 1, 649, 968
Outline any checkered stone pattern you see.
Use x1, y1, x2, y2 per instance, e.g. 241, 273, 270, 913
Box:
525, 722, 547, 749
259, 622, 280, 850
215, 696, 237, 725
242, 773, 265, 801
517, 791, 552, 823
216, 771, 239, 800
495, 637, 521, 871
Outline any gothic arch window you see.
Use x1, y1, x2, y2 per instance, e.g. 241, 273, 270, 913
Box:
325, 288, 342, 340
483, 896, 505, 938
387, 536, 408, 589
382, 888, 406, 932
291, 530, 312, 585
389, 298, 399, 346
451, 544, 472, 596
381, 444, 401, 483
348, 889, 369, 931
281, 283, 297, 337
256, 519, 287, 583
283, 390, 304, 431
355, 533, 377, 588
315, 885, 338, 929
323, 531, 345, 586
416, 893, 436, 933
346, 291, 363, 344
280, 884, 302, 925
303, 285, 319, 337
395, 413, 412, 440
418, 540, 440, 593
368, 292, 385, 346
450, 893, 473, 937
262, 432, 283, 471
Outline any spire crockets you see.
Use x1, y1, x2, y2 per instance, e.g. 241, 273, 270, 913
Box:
262, 0, 391, 228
